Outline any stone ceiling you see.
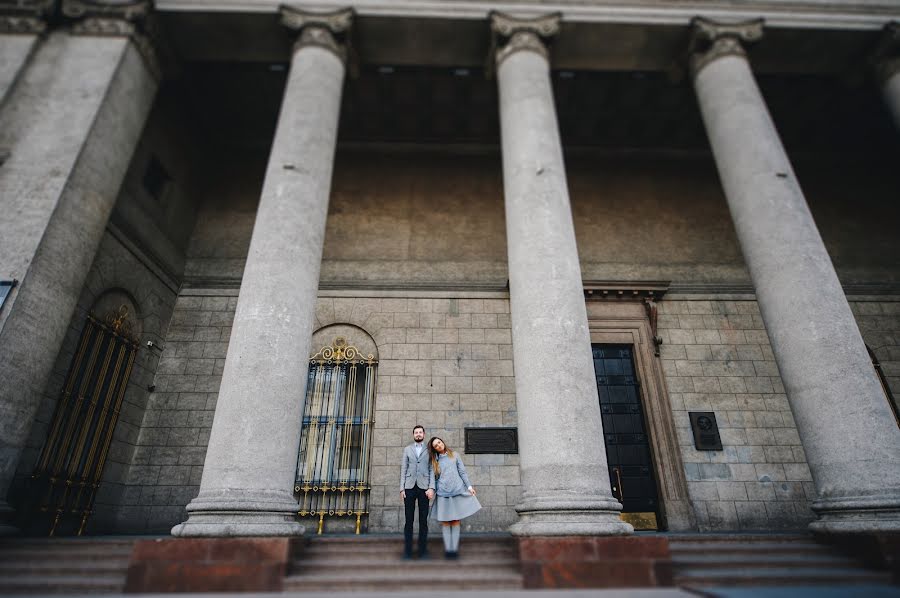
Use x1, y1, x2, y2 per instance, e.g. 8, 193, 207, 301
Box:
172, 61, 899, 156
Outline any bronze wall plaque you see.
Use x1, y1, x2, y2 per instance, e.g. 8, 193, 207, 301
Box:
464, 427, 518, 454
689, 411, 723, 451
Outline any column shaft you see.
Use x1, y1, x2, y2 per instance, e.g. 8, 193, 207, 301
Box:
693, 50, 900, 533
882, 67, 900, 130
172, 38, 345, 537
497, 36, 631, 536
0, 33, 39, 107
0, 31, 157, 531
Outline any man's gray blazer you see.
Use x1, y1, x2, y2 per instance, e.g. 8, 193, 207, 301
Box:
400, 444, 435, 491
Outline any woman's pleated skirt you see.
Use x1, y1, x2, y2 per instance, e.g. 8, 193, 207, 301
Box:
430, 493, 482, 522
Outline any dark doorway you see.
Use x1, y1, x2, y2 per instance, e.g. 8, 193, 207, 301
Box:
591, 344, 660, 530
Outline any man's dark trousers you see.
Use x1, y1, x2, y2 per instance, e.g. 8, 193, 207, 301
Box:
404, 484, 429, 557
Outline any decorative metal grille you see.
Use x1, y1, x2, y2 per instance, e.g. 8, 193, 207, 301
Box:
30, 307, 138, 536
295, 337, 377, 534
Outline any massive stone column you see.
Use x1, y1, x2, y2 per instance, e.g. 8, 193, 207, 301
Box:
492, 13, 632, 537
0, 2, 159, 534
876, 23, 900, 130
691, 18, 900, 534
171, 7, 352, 537
0, 2, 50, 108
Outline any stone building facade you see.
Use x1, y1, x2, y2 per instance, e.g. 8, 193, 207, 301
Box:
1, 0, 899, 540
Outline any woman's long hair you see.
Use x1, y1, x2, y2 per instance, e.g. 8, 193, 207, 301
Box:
428, 436, 454, 477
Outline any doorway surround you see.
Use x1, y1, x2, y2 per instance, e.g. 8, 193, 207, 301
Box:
585, 282, 695, 531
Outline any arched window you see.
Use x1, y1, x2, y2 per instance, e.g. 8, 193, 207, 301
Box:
29, 296, 140, 535
295, 336, 377, 534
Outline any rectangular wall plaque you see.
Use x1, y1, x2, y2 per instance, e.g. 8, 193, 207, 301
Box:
689, 411, 723, 451
464, 427, 518, 454
0, 280, 16, 313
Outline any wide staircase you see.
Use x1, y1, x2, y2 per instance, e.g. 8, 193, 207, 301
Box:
0, 537, 136, 594
669, 533, 893, 588
0, 532, 892, 593
283, 534, 523, 592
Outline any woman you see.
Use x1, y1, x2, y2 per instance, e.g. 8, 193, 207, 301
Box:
428, 436, 481, 559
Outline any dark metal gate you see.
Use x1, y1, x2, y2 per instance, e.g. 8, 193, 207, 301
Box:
592, 344, 660, 530
29, 307, 138, 535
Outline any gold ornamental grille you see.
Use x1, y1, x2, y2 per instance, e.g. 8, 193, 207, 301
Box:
29, 308, 138, 536
295, 337, 376, 534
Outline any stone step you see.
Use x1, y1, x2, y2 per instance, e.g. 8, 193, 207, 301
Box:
665, 532, 815, 544
299, 545, 516, 558
0, 540, 135, 550
0, 560, 130, 574
308, 534, 516, 546
283, 570, 523, 592
0, 538, 136, 594
671, 553, 863, 568
674, 566, 892, 587
669, 541, 834, 554
0, 575, 125, 594
0, 537, 138, 543
292, 556, 520, 574
0, 547, 133, 560
298, 549, 517, 559
287, 534, 523, 591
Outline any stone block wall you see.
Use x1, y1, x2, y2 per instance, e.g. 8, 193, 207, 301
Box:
11, 232, 178, 534
315, 295, 520, 532
135, 291, 522, 533
852, 299, 900, 407
657, 297, 815, 531
125, 292, 234, 532
130, 291, 900, 534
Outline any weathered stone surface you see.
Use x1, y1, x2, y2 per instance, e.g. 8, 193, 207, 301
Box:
693, 47, 900, 533
884, 68, 900, 130
0, 31, 157, 529
172, 36, 346, 536
125, 537, 291, 592
518, 536, 672, 588
0, 33, 38, 106
496, 27, 630, 536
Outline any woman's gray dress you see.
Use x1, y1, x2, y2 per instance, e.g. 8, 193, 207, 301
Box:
430, 452, 482, 522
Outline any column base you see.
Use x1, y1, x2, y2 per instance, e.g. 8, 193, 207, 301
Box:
518, 536, 672, 588
0, 501, 19, 536
809, 495, 900, 535
125, 537, 294, 592
509, 495, 634, 536
171, 489, 305, 537
0, 523, 18, 537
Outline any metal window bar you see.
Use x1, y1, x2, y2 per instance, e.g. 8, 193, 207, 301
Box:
295, 337, 377, 534
29, 307, 138, 536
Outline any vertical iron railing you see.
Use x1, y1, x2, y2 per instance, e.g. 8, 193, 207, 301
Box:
295, 337, 376, 534
30, 307, 138, 536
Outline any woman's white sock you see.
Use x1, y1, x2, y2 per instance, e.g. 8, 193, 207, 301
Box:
441, 525, 452, 551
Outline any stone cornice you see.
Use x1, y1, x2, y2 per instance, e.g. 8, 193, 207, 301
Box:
688, 16, 764, 76
280, 5, 354, 63
154, 0, 900, 32
0, 0, 54, 33
490, 11, 560, 67
60, 0, 164, 81
583, 281, 670, 301
62, 0, 151, 21
872, 21, 900, 83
